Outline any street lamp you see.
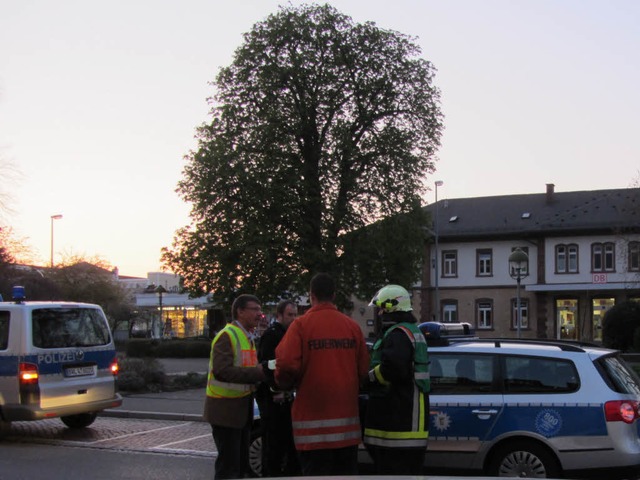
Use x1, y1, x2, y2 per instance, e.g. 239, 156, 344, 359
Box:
50, 214, 63, 268
434, 180, 444, 322
508, 247, 529, 338
155, 285, 167, 339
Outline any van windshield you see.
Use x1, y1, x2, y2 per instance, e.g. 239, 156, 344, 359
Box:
32, 308, 111, 348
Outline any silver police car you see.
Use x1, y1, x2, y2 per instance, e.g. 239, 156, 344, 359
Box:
426, 333, 640, 478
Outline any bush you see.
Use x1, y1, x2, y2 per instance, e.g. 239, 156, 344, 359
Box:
116, 371, 146, 392
602, 301, 640, 352
116, 355, 207, 393
167, 372, 207, 391
125, 339, 160, 358
117, 357, 167, 392
125, 338, 211, 358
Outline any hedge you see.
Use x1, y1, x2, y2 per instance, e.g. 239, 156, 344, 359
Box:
124, 338, 211, 358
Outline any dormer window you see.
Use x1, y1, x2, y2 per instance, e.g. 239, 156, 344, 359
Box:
521, 212, 531, 219
449, 216, 458, 223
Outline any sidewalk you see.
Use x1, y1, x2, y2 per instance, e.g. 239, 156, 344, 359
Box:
101, 388, 206, 422
100, 357, 209, 422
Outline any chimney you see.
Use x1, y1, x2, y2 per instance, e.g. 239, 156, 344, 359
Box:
546, 183, 555, 204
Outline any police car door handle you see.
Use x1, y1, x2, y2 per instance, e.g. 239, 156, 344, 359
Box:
471, 409, 498, 415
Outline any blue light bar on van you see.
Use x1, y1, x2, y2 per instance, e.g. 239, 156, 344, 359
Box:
12, 285, 26, 304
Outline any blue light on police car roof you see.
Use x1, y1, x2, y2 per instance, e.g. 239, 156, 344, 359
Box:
12, 285, 26, 304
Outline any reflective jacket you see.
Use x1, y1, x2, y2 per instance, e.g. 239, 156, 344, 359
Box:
275, 302, 370, 451
206, 323, 258, 399
364, 321, 429, 448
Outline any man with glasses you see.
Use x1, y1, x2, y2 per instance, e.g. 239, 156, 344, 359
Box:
204, 294, 267, 479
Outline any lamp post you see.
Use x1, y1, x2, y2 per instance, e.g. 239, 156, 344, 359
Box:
508, 247, 529, 338
434, 180, 444, 322
50, 214, 63, 268
155, 285, 167, 339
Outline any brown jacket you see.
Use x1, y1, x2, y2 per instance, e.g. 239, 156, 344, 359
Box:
203, 327, 265, 428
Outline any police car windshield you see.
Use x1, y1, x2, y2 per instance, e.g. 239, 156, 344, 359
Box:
32, 308, 111, 348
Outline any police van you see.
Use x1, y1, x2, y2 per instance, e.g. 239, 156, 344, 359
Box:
0, 286, 122, 436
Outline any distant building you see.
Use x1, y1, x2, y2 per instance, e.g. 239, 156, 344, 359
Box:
351, 185, 640, 342
115, 271, 216, 339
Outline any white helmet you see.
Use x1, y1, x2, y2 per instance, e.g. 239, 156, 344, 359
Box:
369, 284, 412, 313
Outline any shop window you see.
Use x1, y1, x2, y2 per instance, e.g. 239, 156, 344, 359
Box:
592, 298, 614, 342
557, 299, 577, 340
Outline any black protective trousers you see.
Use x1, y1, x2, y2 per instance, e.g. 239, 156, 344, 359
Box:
211, 421, 251, 479
260, 398, 300, 477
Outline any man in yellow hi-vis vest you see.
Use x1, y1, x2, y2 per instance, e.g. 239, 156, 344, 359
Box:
204, 294, 267, 479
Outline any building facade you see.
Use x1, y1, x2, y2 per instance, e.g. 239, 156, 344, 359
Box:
115, 271, 216, 339
417, 185, 640, 342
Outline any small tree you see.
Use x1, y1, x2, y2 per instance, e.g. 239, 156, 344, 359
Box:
602, 300, 640, 352
51, 257, 135, 333
0, 226, 41, 300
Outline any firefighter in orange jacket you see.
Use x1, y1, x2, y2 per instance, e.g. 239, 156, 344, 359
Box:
275, 273, 370, 476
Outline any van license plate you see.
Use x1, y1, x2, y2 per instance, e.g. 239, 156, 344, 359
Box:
64, 366, 95, 377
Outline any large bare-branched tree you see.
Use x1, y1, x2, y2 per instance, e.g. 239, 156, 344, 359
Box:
162, 4, 443, 305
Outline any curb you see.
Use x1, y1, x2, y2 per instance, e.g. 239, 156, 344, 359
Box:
99, 409, 205, 423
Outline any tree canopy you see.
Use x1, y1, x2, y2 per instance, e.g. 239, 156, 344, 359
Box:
602, 300, 640, 352
162, 3, 443, 306
0, 252, 134, 332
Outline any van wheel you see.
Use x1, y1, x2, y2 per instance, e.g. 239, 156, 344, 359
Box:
488, 440, 560, 478
61, 412, 98, 429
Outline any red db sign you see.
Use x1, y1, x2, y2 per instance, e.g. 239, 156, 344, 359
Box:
592, 273, 608, 284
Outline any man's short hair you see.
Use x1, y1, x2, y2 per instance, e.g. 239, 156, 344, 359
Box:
276, 299, 297, 317
310, 273, 335, 302
231, 294, 261, 319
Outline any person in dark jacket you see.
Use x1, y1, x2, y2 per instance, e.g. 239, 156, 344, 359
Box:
363, 284, 430, 475
256, 300, 301, 477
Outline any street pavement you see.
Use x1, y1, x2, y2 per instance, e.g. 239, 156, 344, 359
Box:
14, 354, 571, 478
101, 357, 209, 422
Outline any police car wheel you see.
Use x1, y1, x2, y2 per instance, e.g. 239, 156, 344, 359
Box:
0, 418, 11, 438
60, 412, 98, 429
248, 429, 263, 477
488, 440, 560, 478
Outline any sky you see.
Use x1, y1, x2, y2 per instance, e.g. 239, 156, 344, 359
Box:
1, 0, 638, 278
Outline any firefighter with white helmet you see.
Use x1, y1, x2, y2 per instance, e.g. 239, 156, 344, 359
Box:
363, 284, 430, 475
